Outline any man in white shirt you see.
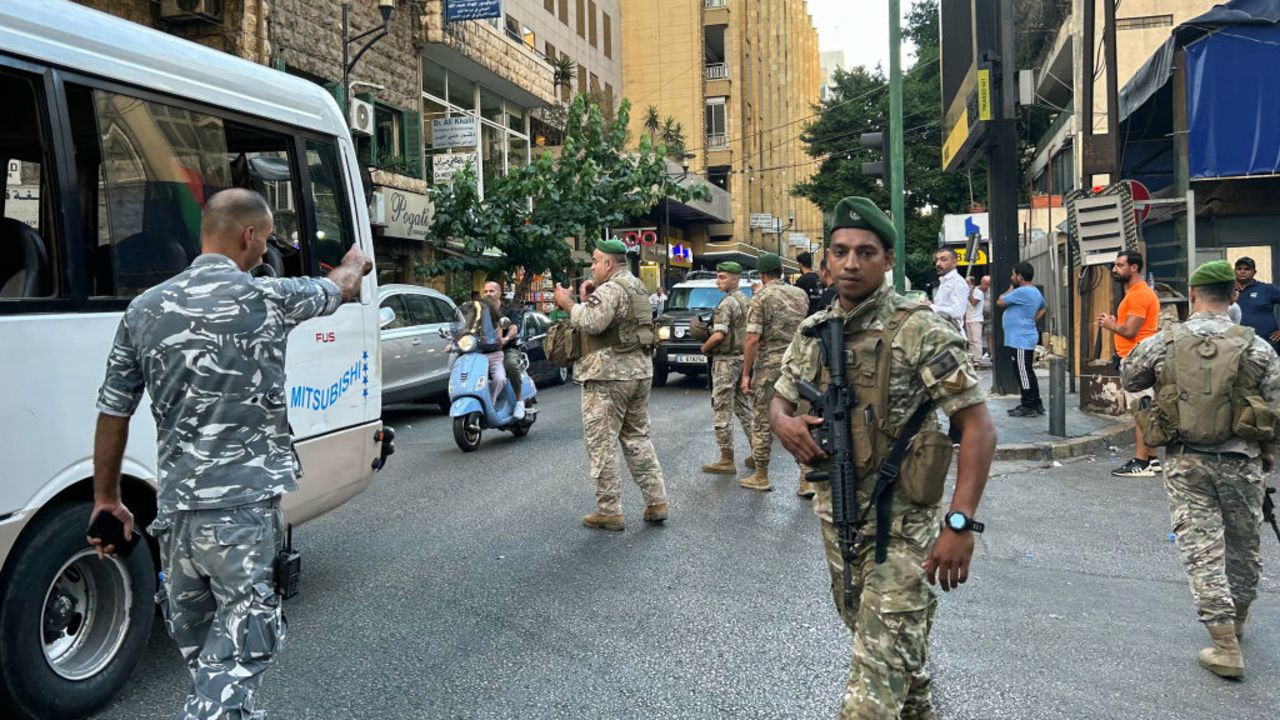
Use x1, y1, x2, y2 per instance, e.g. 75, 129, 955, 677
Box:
931, 247, 968, 331
965, 275, 987, 363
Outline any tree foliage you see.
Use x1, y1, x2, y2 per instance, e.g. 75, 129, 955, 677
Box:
428, 94, 708, 296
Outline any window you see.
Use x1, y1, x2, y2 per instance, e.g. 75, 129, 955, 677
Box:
544, 0, 554, 12
374, 104, 403, 164
0, 66, 57, 301
545, 41, 557, 62
428, 297, 454, 324
588, 1, 597, 47
423, 57, 447, 99
590, 73, 600, 94
380, 294, 411, 329
576, 0, 585, 38
1117, 15, 1173, 30
561, 53, 572, 102
604, 83, 614, 108
401, 294, 436, 327
705, 97, 727, 137
448, 73, 475, 109
558, 0, 568, 24
305, 140, 355, 272
578, 63, 587, 94
603, 13, 612, 58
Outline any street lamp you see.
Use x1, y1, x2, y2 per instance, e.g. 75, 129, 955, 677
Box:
664, 152, 695, 280
342, 0, 396, 108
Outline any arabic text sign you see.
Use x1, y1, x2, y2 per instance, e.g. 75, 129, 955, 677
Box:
445, 0, 503, 22
749, 213, 773, 229
433, 152, 477, 184
6, 160, 19, 184
431, 116, 479, 149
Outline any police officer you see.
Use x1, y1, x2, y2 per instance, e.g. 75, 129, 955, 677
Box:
553, 238, 669, 531
769, 197, 996, 718
700, 261, 754, 474
91, 188, 371, 720
1122, 259, 1280, 679
739, 252, 809, 492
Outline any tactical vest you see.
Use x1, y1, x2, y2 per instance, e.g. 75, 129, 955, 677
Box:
1136, 323, 1279, 446
709, 292, 746, 356
815, 304, 953, 508
582, 273, 656, 355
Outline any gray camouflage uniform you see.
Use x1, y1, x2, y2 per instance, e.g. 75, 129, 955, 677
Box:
97, 253, 342, 720
570, 270, 668, 515
1122, 311, 1280, 627
710, 288, 753, 453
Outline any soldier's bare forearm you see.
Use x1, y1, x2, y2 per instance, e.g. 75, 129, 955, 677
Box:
92, 413, 130, 504
949, 404, 995, 516
742, 334, 760, 374
701, 332, 725, 354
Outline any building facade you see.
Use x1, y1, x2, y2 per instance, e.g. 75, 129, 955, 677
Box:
620, 0, 822, 270
503, 0, 622, 109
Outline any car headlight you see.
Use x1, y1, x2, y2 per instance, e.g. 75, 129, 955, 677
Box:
675, 327, 686, 339
458, 335, 477, 353
658, 326, 671, 341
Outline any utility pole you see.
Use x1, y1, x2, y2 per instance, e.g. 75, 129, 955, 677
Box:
888, 0, 906, 292
986, 0, 1020, 395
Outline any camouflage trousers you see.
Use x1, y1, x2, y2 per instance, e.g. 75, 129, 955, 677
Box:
749, 365, 782, 470
1163, 449, 1265, 626
582, 379, 668, 515
821, 505, 940, 720
710, 355, 753, 453
149, 500, 286, 720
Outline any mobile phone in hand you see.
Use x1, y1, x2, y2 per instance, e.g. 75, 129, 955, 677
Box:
87, 511, 139, 558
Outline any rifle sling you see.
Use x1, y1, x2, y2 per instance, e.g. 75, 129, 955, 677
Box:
864, 399, 935, 564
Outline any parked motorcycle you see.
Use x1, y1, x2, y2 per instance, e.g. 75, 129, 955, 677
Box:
440, 305, 537, 452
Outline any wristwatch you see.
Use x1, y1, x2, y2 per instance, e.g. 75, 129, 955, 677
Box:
944, 511, 984, 534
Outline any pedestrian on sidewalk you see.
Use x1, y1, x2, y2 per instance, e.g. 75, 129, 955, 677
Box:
90, 189, 371, 720
1099, 251, 1162, 477
965, 275, 987, 365
930, 247, 968, 332
1232, 256, 1280, 353
997, 262, 1046, 416
553, 238, 668, 531
699, 262, 754, 476
739, 252, 809, 494
769, 196, 996, 719
1120, 259, 1279, 679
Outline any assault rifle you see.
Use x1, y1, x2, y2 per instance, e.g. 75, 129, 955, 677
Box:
1265, 487, 1280, 544
796, 315, 860, 608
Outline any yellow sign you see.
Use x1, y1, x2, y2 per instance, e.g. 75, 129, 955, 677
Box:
941, 109, 970, 170
977, 69, 993, 122
956, 247, 989, 266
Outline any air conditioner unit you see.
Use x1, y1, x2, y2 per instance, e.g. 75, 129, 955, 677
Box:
159, 0, 224, 23
349, 98, 374, 137
369, 192, 388, 227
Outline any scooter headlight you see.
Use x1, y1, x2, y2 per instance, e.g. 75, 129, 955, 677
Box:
457, 335, 477, 353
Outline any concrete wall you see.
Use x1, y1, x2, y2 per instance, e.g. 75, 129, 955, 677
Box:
506, 0, 621, 103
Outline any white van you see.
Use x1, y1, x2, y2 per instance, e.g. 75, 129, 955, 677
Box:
0, 2, 392, 717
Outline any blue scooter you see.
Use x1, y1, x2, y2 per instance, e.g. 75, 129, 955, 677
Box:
442, 307, 537, 452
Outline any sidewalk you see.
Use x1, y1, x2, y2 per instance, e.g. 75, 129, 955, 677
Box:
972, 365, 1133, 461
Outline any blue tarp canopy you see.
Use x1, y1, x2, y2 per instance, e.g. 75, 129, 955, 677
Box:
1118, 0, 1280, 186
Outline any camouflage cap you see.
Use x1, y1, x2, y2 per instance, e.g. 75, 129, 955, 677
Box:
596, 237, 628, 255
716, 261, 743, 275
757, 253, 782, 274
1189, 260, 1235, 286
828, 196, 895, 249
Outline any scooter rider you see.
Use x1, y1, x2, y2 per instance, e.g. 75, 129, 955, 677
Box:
485, 281, 525, 417
460, 293, 512, 414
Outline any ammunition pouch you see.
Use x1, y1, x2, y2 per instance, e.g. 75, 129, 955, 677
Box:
897, 429, 953, 506
1234, 395, 1280, 443
545, 322, 583, 367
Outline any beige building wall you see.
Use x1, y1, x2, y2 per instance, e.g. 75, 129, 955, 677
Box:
506, 0, 622, 104
621, 0, 822, 260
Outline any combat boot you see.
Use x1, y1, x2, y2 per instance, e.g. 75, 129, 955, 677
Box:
796, 479, 816, 498
701, 449, 737, 474
744, 456, 756, 470
1235, 604, 1250, 641
643, 503, 668, 524
739, 470, 773, 492
1198, 623, 1244, 678
582, 513, 625, 531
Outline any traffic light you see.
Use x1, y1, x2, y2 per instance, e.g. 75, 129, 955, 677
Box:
860, 131, 889, 185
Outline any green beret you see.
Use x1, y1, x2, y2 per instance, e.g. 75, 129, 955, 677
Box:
757, 253, 782, 274
828, 196, 896, 249
716, 261, 743, 275
595, 237, 628, 255
1189, 260, 1235, 286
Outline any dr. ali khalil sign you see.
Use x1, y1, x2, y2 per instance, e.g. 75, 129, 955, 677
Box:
433, 152, 477, 185
431, 116, 479, 149
445, 0, 503, 23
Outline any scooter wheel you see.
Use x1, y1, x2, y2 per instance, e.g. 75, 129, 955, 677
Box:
453, 412, 483, 452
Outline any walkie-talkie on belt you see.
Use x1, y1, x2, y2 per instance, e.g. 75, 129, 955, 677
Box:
275, 525, 301, 599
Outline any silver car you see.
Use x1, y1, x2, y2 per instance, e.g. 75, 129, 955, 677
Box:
379, 284, 457, 405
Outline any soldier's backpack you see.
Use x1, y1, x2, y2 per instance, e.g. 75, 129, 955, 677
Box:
545, 321, 581, 368
1136, 323, 1279, 446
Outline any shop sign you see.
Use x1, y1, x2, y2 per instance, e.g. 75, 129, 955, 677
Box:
445, 0, 503, 22
6, 160, 19, 184
433, 152, 477, 184
787, 232, 808, 248
749, 213, 773, 229
669, 243, 693, 268
431, 116, 479, 149
376, 188, 433, 242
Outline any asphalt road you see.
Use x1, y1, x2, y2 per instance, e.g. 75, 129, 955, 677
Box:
92, 375, 1280, 720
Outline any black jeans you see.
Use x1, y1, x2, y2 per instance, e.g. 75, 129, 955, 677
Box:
1011, 348, 1041, 409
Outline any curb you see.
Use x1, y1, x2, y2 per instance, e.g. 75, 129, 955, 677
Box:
993, 420, 1133, 461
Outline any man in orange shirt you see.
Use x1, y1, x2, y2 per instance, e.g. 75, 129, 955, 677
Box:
1097, 251, 1162, 477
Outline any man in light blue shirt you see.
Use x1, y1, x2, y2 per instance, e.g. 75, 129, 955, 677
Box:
997, 262, 1046, 417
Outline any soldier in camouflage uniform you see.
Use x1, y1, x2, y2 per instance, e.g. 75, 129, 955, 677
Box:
553, 238, 668, 531
739, 252, 810, 493
769, 197, 996, 719
91, 189, 371, 720
1121, 259, 1279, 679
700, 261, 755, 474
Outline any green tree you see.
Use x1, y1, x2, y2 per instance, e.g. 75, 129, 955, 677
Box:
428, 95, 707, 298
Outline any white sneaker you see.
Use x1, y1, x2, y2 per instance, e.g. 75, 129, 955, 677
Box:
513, 402, 525, 420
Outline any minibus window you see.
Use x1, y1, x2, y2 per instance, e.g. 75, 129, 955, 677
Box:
0, 68, 57, 300
304, 140, 354, 272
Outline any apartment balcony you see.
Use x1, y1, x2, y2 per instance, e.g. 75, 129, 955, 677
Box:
705, 62, 731, 96
1034, 14, 1074, 111
705, 133, 731, 168
704, 0, 729, 27
705, 133, 728, 150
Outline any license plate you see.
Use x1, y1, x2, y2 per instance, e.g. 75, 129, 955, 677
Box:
673, 354, 707, 364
